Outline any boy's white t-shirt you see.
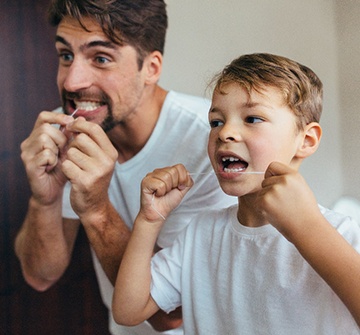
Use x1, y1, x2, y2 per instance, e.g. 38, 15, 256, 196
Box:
62, 91, 237, 335
151, 205, 360, 335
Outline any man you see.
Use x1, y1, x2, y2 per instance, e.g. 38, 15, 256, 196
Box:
15, 1, 235, 335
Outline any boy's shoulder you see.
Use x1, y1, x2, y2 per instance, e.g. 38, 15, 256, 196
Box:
320, 204, 360, 248
320, 204, 357, 227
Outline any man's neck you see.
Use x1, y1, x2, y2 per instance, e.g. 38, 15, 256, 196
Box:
108, 86, 168, 163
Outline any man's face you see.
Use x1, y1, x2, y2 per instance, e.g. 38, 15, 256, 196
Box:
55, 16, 147, 132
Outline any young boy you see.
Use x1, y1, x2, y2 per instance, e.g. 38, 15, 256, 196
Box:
112, 53, 360, 334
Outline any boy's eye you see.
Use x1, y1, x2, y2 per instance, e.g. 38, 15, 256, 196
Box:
246, 116, 263, 124
209, 120, 224, 128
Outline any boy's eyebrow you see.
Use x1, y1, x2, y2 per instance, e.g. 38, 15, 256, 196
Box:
55, 35, 118, 51
209, 101, 271, 113
209, 106, 221, 114
244, 101, 276, 110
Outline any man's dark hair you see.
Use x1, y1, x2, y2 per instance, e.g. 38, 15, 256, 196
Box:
48, 0, 168, 68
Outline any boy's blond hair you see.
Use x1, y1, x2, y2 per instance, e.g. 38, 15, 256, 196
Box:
211, 53, 323, 130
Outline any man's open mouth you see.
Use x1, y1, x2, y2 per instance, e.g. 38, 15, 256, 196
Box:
73, 100, 104, 112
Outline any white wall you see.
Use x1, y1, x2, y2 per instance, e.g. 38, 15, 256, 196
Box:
336, 1, 360, 201
159, 0, 343, 207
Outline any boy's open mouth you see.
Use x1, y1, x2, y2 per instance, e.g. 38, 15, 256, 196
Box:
221, 156, 248, 173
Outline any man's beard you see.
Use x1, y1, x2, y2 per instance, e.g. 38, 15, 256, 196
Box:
101, 114, 117, 132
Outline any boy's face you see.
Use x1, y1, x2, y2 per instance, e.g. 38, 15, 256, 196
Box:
55, 16, 150, 132
208, 83, 305, 197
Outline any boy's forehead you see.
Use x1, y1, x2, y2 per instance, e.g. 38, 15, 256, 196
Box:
212, 82, 287, 109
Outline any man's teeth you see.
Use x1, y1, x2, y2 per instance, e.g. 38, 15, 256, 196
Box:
74, 101, 101, 111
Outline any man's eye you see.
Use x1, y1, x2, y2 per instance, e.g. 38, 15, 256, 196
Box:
59, 52, 73, 63
95, 56, 110, 65
209, 120, 224, 128
246, 116, 263, 124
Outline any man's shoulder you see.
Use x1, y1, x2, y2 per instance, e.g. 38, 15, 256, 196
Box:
166, 90, 211, 112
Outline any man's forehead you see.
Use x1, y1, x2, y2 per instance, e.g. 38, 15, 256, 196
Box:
57, 16, 106, 37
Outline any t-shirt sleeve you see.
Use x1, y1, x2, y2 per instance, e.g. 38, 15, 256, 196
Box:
62, 181, 78, 219
150, 230, 185, 313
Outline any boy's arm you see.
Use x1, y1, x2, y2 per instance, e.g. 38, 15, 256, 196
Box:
112, 164, 193, 326
112, 210, 163, 326
289, 213, 360, 327
259, 162, 360, 327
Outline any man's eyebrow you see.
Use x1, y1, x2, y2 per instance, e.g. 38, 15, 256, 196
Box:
55, 35, 71, 48
55, 35, 118, 51
86, 40, 118, 50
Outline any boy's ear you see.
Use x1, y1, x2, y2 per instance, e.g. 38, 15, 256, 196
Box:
143, 50, 163, 85
295, 122, 322, 159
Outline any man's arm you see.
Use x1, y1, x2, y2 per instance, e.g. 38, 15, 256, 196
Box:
79, 201, 131, 285
60, 118, 129, 284
15, 111, 79, 290
15, 198, 80, 291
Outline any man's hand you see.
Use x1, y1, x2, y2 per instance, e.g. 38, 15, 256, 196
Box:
20, 111, 75, 205
60, 117, 118, 219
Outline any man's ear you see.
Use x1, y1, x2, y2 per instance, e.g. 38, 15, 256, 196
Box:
295, 122, 322, 159
143, 50, 163, 85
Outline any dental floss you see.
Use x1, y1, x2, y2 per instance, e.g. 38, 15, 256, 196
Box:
70, 108, 79, 117
60, 109, 78, 132
151, 170, 264, 220
187, 171, 264, 176
151, 193, 166, 220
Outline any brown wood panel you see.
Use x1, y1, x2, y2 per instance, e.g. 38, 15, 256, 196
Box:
0, 1, 110, 334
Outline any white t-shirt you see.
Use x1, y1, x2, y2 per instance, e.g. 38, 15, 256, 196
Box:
62, 91, 237, 335
151, 205, 360, 335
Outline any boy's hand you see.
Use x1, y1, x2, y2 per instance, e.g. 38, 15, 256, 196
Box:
139, 164, 193, 223
258, 161, 321, 240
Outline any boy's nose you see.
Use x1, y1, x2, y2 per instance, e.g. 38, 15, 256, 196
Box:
218, 124, 242, 142
63, 59, 92, 92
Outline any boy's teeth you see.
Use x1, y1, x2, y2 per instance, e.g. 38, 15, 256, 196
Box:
224, 167, 245, 172
74, 101, 101, 111
222, 157, 239, 162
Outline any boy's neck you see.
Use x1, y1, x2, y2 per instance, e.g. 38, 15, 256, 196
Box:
237, 195, 268, 228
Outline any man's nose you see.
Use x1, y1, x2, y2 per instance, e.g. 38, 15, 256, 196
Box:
62, 58, 92, 92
